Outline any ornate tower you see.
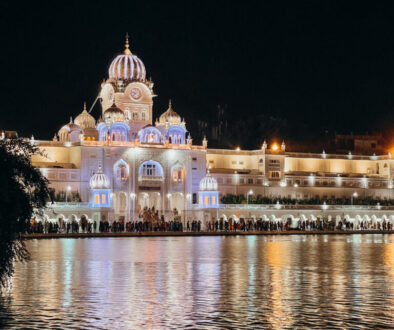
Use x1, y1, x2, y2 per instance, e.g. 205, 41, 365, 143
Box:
99, 34, 155, 134
89, 164, 111, 208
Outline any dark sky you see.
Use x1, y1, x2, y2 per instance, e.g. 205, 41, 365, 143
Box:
1, 1, 394, 146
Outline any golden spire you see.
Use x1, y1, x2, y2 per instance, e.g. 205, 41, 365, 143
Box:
168, 99, 172, 109
124, 33, 132, 55
83, 101, 87, 112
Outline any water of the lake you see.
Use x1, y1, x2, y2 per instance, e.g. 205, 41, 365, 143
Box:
0, 234, 393, 329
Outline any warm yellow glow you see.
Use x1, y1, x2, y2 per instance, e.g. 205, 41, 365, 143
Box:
272, 143, 279, 151
94, 194, 99, 204
101, 194, 106, 204
236, 147, 241, 151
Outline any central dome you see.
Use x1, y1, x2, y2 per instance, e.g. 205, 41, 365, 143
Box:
108, 35, 146, 81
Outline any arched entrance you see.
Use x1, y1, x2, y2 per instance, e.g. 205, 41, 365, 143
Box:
137, 192, 149, 214
114, 192, 127, 215
170, 192, 184, 215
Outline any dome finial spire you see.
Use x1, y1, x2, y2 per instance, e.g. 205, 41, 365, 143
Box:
124, 32, 132, 55
83, 101, 87, 112
169, 99, 172, 109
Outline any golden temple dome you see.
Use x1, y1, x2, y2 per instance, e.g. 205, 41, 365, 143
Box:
74, 102, 96, 129
158, 100, 182, 125
103, 102, 125, 126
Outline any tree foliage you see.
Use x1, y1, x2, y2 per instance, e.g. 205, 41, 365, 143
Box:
0, 138, 51, 288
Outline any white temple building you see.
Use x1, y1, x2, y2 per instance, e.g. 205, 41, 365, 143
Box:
24, 35, 394, 228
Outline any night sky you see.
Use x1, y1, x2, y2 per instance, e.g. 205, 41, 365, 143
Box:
1, 1, 394, 149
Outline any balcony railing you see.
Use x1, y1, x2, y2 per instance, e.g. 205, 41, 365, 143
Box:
193, 204, 394, 211
46, 202, 91, 209
138, 175, 164, 182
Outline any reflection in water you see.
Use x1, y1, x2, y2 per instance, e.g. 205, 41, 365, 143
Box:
0, 235, 393, 328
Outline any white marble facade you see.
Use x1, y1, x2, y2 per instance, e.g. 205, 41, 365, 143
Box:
29, 36, 394, 225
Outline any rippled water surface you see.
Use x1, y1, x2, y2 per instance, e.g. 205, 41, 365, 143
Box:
0, 234, 393, 329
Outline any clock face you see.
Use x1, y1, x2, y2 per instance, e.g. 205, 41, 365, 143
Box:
131, 88, 141, 100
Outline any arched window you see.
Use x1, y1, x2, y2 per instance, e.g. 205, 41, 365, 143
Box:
138, 160, 164, 180
97, 123, 108, 142
141, 112, 146, 121
133, 112, 138, 120
171, 162, 185, 183
124, 109, 130, 120
173, 168, 183, 182
117, 164, 127, 180
114, 159, 129, 181
143, 163, 157, 176
137, 127, 162, 144
167, 125, 186, 144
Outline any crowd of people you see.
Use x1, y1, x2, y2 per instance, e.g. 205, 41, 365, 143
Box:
203, 218, 392, 232
29, 213, 392, 234
29, 218, 96, 234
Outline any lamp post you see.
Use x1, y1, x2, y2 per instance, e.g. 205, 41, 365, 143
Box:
66, 186, 71, 204
263, 181, 269, 198
247, 189, 253, 204
351, 192, 358, 206
130, 193, 136, 222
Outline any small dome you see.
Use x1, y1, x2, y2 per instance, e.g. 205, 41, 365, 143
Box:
159, 100, 181, 126
108, 35, 146, 81
59, 117, 81, 132
103, 102, 125, 126
57, 117, 82, 141
89, 164, 110, 189
74, 102, 96, 129
199, 172, 218, 191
